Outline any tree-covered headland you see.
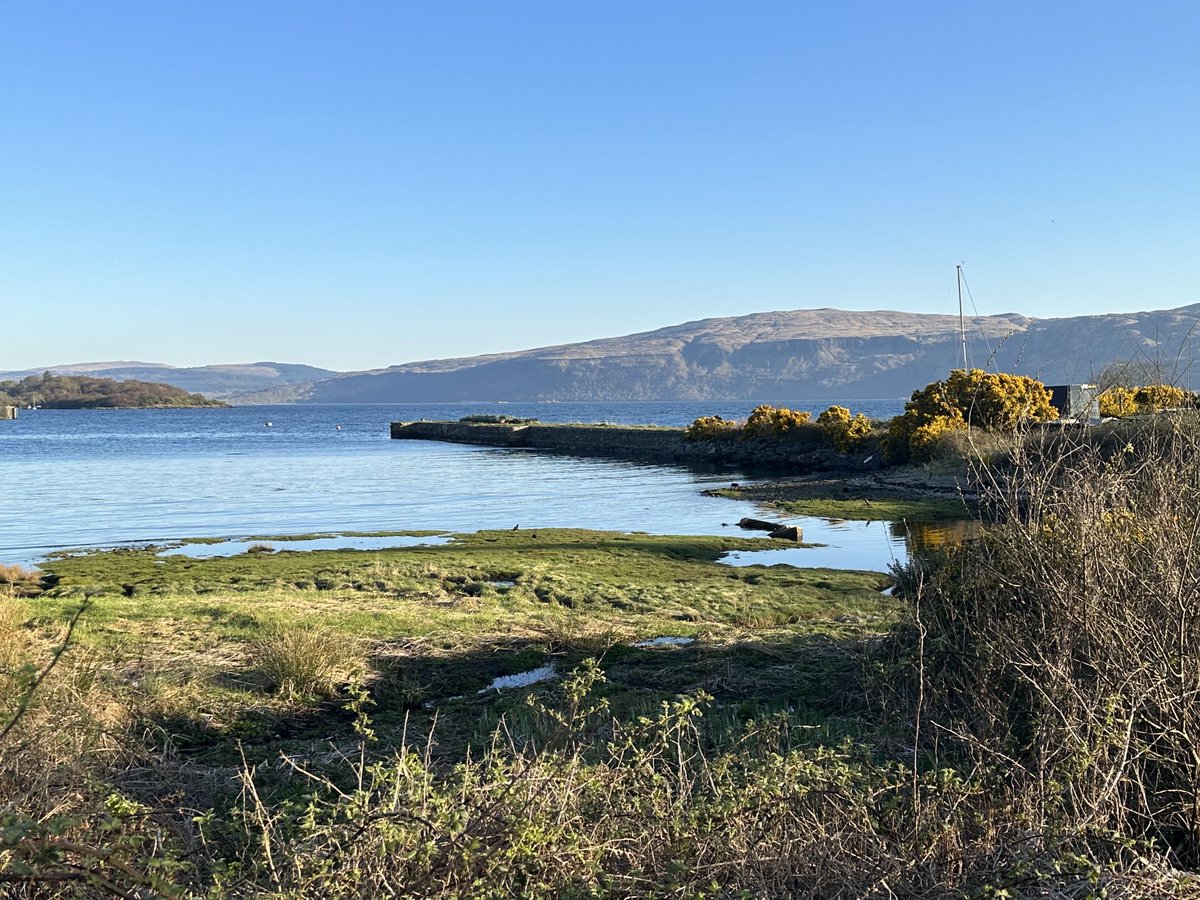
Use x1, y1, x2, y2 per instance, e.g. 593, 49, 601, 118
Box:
0, 372, 226, 409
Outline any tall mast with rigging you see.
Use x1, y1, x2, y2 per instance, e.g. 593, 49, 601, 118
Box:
956, 263, 968, 370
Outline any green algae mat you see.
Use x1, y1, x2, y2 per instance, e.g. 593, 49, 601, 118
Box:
20, 528, 897, 760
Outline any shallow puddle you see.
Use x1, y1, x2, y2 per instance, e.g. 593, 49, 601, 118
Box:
633, 636, 695, 648
478, 665, 557, 693
721, 517, 903, 571
160, 533, 450, 559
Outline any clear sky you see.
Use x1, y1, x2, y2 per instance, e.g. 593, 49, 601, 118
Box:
2, 1, 1197, 372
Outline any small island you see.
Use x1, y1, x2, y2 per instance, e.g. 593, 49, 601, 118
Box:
0, 372, 226, 409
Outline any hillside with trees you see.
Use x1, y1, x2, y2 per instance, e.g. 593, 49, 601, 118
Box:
0, 373, 227, 409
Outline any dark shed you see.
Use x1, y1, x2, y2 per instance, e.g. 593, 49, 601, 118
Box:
1047, 384, 1099, 421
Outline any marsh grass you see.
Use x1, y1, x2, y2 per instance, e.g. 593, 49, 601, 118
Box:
773, 495, 973, 521
253, 626, 366, 701
8, 514, 1200, 895
713, 476, 977, 523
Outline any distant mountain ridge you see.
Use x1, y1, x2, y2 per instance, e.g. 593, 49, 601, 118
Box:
19, 304, 1200, 404
0, 361, 339, 400
232, 304, 1200, 404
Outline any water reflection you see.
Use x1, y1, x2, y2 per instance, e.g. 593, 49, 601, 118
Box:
891, 518, 981, 552
719, 518, 903, 572
719, 516, 981, 573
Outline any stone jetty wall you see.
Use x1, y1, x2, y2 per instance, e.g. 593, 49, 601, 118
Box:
390, 420, 862, 472
390, 421, 690, 459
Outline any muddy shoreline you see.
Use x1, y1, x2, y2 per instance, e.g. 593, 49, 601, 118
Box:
705, 468, 976, 521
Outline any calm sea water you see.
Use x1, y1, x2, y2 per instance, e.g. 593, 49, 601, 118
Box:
0, 400, 909, 568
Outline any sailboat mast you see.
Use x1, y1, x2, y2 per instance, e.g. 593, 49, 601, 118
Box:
956, 264, 968, 370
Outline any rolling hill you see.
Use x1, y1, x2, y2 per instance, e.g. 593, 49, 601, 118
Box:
18, 304, 1200, 404
232, 304, 1200, 403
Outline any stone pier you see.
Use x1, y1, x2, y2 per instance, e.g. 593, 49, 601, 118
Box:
390, 420, 856, 472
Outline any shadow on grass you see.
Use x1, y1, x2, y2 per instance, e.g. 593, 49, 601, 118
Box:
140, 628, 884, 770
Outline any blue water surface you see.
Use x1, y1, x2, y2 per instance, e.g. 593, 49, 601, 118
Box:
0, 401, 908, 566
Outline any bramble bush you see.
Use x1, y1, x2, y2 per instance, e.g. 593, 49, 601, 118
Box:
893, 416, 1200, 870
885, 369, 1056, 462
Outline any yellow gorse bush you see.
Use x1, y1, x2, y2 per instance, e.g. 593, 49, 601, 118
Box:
1098, 384, 1193, 417
886, 369, 1056, 462
906, 414, 969, 459
682, 415, 740, 441
817, 405, 873, 453
686, 404, 877, 452
1136, 384, 1190, 411
742, 404, 811, 438
1098, 386, 1137, 417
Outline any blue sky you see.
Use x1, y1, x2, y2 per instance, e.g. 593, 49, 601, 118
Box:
2, 2, 1197, 371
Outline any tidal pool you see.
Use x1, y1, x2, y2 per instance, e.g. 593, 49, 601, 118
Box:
159, 533, 451, 559
633, 636, 696, 648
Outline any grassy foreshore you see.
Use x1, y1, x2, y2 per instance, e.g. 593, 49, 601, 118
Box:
8, 418, 1200, 896
28, 529, 895, 752
3, 529, 906, 896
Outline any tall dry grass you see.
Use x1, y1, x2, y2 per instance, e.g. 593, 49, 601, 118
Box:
253, 625, 366, 701
0, 564, 42, 598
895, 412, 1200, 870
0, 600, 185, 896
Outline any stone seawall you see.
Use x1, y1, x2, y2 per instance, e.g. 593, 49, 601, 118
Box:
390, 421, 693, 460
390, 420, 861, 472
